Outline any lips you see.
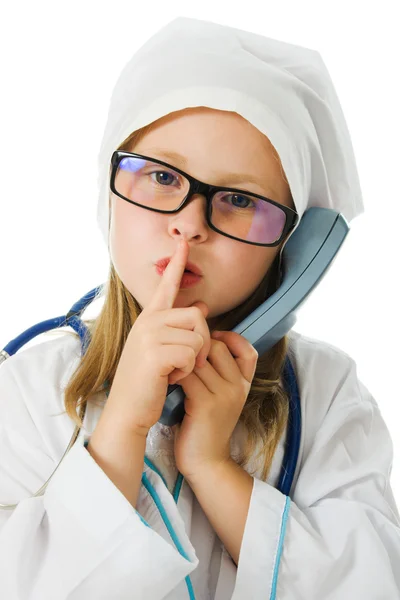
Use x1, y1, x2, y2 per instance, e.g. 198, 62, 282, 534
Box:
155, 257, 203, 276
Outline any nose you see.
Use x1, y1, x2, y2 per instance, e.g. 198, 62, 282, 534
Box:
168, 193, 209, 240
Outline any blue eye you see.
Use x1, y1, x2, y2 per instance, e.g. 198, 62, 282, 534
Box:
150, 171, 177, 186
225, 194, 254, 209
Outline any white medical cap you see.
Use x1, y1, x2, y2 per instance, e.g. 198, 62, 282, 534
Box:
97, 16, 364, 250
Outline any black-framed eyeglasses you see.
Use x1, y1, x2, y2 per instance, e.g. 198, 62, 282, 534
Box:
110, 151, 299, 247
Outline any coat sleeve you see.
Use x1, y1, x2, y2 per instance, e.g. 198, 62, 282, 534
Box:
231, 357, 400, 600
0, 357, 199, 600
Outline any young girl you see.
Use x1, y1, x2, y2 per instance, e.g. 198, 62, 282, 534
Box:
0, 16, 399, 600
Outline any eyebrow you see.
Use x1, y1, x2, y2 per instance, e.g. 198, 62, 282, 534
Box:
142, 147, 278, 197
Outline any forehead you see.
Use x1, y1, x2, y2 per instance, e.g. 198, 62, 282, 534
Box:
127, 107, 291, 205
137, 146, 278, 196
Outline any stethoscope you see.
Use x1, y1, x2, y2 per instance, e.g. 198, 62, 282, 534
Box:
0, 285, 301, 510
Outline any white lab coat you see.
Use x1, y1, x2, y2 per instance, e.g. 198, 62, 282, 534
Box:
0, 329, 399, 599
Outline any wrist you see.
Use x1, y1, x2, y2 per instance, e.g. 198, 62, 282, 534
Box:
183, 457, 233, 486
130, 424, 150, 439
98, 400, 151, 440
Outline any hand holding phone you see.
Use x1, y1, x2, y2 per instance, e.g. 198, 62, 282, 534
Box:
160, 208, 350, 426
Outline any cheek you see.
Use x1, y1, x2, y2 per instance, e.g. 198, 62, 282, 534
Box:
228, 248, 277, 303
110, 198, 153, 255
109, 200, 146, 276
109, 198, 167, 300
219, 247, 275, 285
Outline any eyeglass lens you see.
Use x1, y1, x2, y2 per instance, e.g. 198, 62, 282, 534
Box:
114, 156, 286, 244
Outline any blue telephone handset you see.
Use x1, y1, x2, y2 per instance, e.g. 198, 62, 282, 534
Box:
159, 207, 350, 426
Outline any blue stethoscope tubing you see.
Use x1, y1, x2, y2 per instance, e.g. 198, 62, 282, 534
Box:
1, 285, 301, 498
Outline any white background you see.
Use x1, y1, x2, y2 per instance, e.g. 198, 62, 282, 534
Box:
1, 1, 399, 501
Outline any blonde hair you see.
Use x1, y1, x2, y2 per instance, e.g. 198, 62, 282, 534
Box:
56, 122, 293, 482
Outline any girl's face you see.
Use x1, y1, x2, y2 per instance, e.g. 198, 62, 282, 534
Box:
109, 107, 293, 327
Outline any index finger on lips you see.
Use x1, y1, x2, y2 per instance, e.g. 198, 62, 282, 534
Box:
149, 239, 189, 311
